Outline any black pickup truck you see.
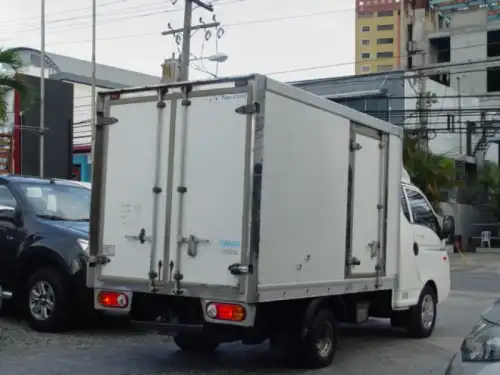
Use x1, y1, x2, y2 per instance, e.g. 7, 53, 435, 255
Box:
0, 175, 91, 332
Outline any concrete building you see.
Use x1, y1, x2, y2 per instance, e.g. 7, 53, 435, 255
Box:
10, 47, 161, 181
355, 0, 407, 75
409, 2, 500, 109
292, 70, 497, 164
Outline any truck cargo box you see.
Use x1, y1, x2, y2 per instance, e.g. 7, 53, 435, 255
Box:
88, 74, 403, 304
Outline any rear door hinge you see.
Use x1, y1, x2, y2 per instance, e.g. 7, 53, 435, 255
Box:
87, 254, 111, 267
350, 141, 362, 151
228, 263, 253, 275
235, 103, 260, 115
346, 257, 361, 267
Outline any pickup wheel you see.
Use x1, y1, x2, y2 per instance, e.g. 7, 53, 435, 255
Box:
296, 309, 338, 369
406, 285, 437, 338
23, 267, 71, 333
174, 333, 220, 353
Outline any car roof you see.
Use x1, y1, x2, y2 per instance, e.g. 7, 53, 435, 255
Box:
0, 175, 88, 188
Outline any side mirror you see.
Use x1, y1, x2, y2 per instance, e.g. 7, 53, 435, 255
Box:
0, 206, 19, 225
442, 215, 455, 243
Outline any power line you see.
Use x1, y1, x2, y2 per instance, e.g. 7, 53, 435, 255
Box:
0, 0, 245, 36
0, 0, 175, 27
0, 7, 356, 45
2, 26, 498, 86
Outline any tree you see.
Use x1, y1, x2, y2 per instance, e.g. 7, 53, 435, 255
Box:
0, 48, 30, 125
403, 133, 457, 212
476, 160, 500, 215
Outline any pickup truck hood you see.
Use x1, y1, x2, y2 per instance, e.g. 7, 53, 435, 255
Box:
482, 299, 500, 325
49, 221, 89, 238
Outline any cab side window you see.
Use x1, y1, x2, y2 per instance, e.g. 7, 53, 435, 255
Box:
405, 188, 440, 236
400, 187, 410, 221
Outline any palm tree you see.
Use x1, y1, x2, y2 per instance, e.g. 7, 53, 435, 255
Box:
403, 134, 457, 212
476, 160, 500, 216
0, 48, 30, 125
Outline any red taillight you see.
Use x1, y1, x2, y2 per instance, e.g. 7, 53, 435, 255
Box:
206, 302, 245, 321
98, 291, 128, 308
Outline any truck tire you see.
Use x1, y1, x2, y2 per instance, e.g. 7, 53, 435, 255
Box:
406, 285, 437, 338
174, 333, 220, 353
23, 267, 71, 333
297, 309, 338, 369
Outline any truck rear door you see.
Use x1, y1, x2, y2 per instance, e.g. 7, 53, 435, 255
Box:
167, 89, 251, 288
91, 80, 255, 291
95, 97, 172, 282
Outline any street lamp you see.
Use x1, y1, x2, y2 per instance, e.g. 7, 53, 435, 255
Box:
189, 53, 228, 63
161, 52, 228, 82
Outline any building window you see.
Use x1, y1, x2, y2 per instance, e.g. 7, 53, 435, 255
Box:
361, 66, 371, 73
447, 114, 455, 131
377, 38, 394, 45
487, 67, 500, 92
361, 52, 370, 59
376, 51, 394, 58
377, 64, 393, 72
359, 12, 374, 18
378, 10, 393, 17
361, 39, 370, 46
361, 25, 371, 32
377, 24, 394, 31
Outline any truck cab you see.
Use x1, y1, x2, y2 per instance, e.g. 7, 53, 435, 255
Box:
391, 168, 454, 332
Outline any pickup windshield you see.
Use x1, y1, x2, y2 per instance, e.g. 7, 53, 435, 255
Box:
18, 183, 90, 222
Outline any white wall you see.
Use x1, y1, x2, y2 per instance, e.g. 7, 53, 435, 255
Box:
404, 78, 481, 159
69, 82, 107, 147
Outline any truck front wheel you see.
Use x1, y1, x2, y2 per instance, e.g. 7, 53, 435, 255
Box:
174, 332, 220, 353
296, 309, 338, 368
406, 285, 437, 338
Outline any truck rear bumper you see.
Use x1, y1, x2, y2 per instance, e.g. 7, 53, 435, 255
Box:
129, 320, 203, 334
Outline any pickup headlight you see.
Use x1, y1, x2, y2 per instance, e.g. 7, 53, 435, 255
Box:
461, 319, 500, 361
77, 238, 89, 255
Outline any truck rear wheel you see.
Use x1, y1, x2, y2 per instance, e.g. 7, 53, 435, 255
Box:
296, 309, 338, 369
174, 332, 220, 353
406, 285, 437, 338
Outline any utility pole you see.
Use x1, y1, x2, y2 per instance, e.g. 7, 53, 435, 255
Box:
90, 0, 96, 178
39, 0, 46, 177
161, 0, 220, 81
457, 76, 462, 155
417, 72, 428, 147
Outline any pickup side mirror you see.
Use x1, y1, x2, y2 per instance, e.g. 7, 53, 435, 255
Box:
442, 215, 455, 243
0, 207, 20, 225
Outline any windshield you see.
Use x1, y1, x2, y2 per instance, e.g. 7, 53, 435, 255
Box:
19, 183, 90, 221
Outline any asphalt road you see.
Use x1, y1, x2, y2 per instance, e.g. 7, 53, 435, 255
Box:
0, 253, 499, 375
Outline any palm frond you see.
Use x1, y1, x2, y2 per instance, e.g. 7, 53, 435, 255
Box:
403, 134, 457, 212
0, 48, 33, 124
0, 48, 23, 71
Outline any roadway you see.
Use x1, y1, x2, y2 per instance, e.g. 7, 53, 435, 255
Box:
0, 253, 498, 375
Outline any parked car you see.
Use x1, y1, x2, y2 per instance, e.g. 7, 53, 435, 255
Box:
445, 300, 500, 374
0, 175, 90, 332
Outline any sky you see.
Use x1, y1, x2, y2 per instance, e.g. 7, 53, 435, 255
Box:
0, 0, 355, 82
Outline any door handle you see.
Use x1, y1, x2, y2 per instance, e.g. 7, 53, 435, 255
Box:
413, 242, 419, 256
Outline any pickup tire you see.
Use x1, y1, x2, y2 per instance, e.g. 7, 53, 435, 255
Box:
296, 309, 338, 369
23, 267, 71, 333
174, 332, 220, 353
406, 285, 437, 338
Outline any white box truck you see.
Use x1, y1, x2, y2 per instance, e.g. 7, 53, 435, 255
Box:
87, 74, 455, 368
